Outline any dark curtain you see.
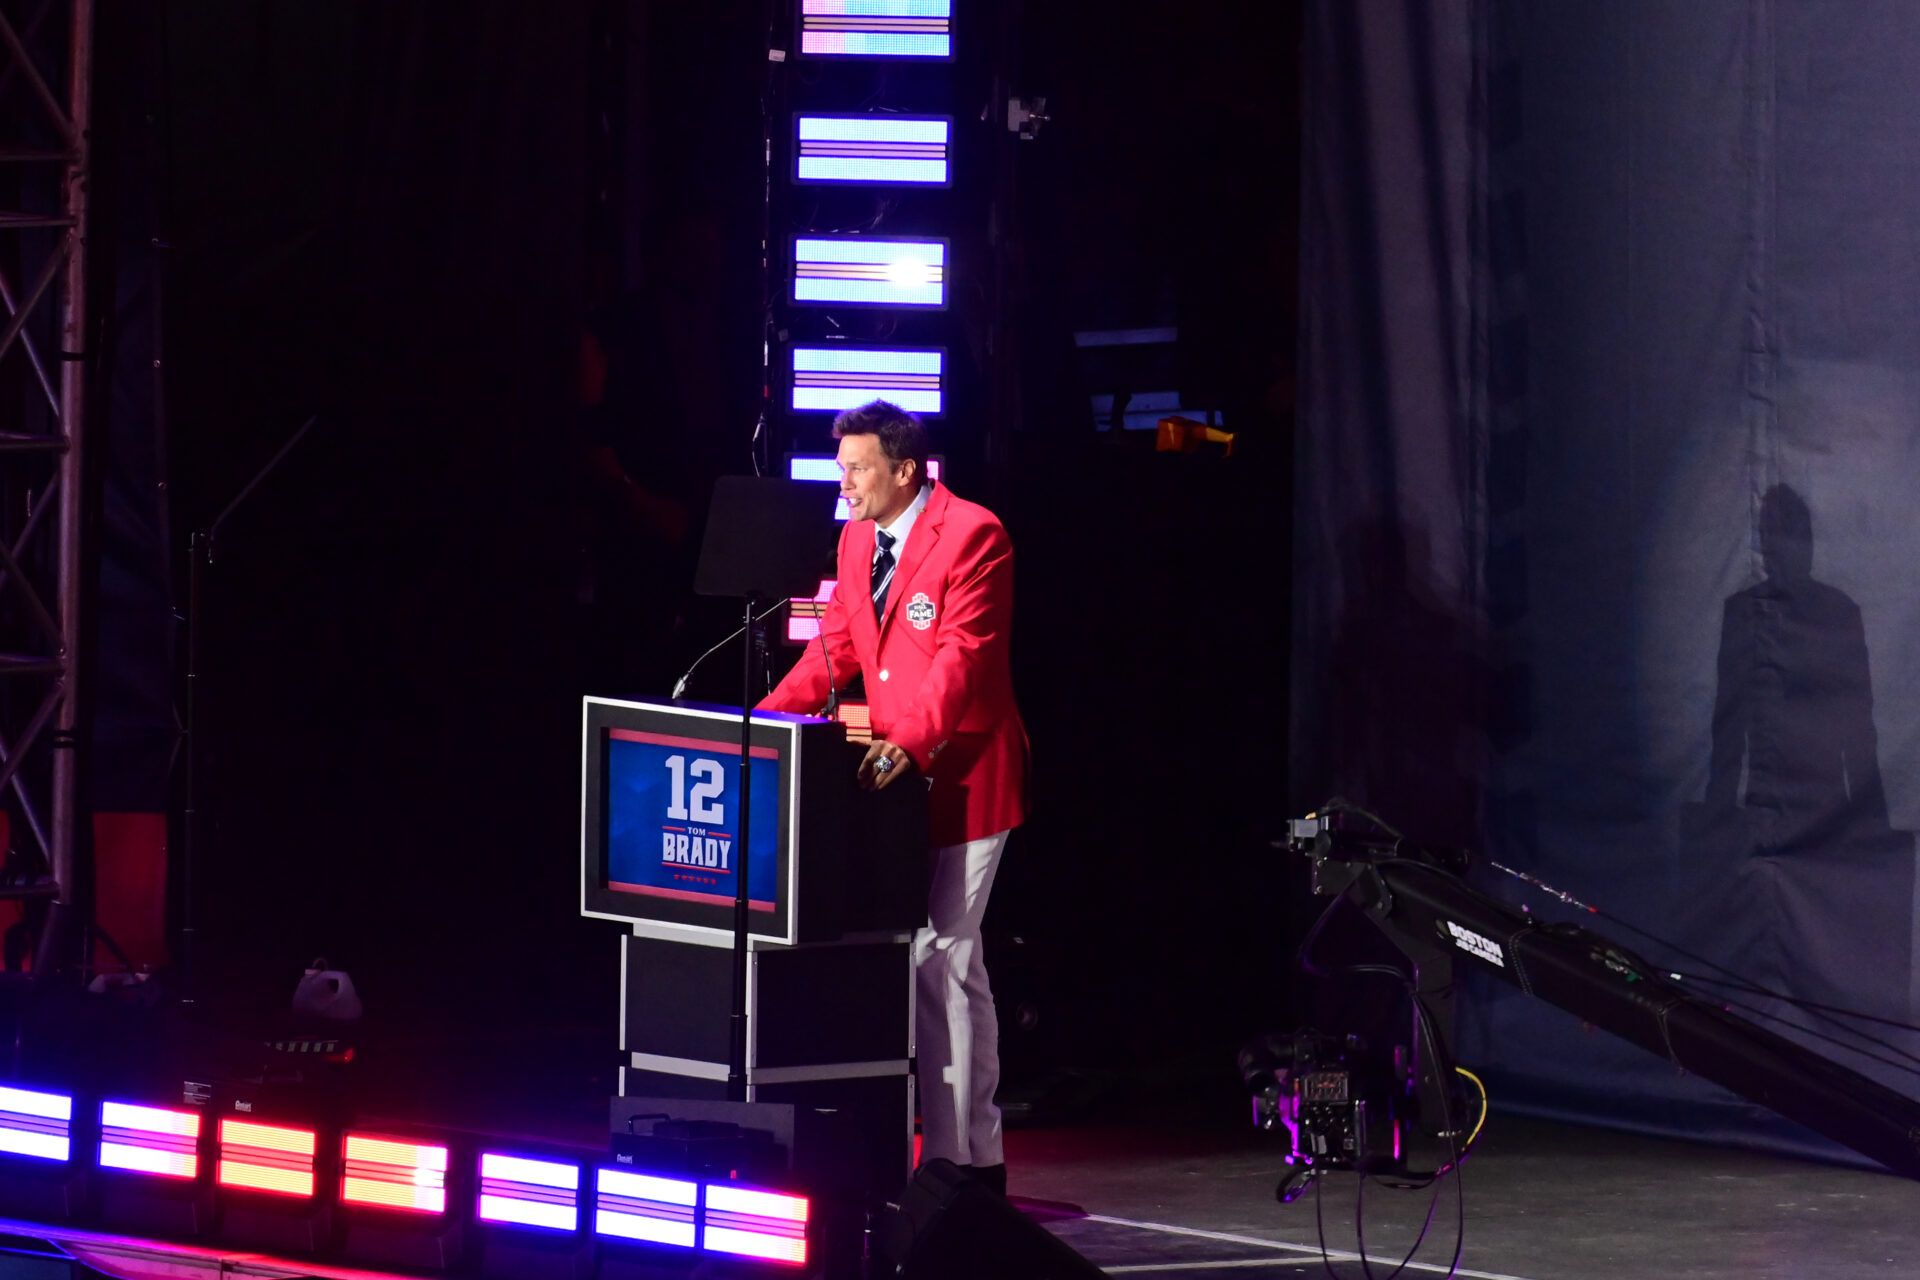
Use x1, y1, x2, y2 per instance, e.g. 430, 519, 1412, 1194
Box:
157, 2, 594, 1020
1297, 0, 1920, 1159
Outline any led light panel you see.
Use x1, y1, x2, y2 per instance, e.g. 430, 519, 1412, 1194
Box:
341, 1132, 449, 1215
786, 454, 943, 521
832, 699, 874, 744
99, 1101, 199, 1180
477, 1152, 580, 1233
703, 1183, 810, 1266
218, 1118, 317, 1199
796, 115, 951, 186
0, 1085, 71, 1164
787, 579, 836, 644
595, 1167, 698, 1249
791, 346, 945, 415
792, 237, 947, 309
799, 1, 952, 60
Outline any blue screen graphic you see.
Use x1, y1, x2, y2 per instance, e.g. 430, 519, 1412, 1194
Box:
605, 732, 780, 911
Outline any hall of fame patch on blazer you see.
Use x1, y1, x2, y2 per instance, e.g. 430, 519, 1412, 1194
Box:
906, 592, 937, 630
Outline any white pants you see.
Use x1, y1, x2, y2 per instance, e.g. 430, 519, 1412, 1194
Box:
914, 830, 1008, 1167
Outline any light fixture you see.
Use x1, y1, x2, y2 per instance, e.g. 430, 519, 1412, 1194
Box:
99, 1100, 199, 1180
477, 1152, 580, 1233
96, 1098, 212, 1237
798, 0, 953, 60
795, 114, 952, 186
341, 1131, 449, 1215
593, 1167, 699, 1250
339, 1130, 464, 1272
786, 578, 836, 644
0, 1084, 81, 1222
217, 1117, 318, 1199
0, 1085, 72, 1165
475, 1151, 587, 1280
791, 345, 945, 415
792, 236, 948, 309
703, 1182, 810, 1266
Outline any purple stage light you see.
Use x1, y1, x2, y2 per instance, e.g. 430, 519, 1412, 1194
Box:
792, 237, 947, 309
795, 115, 951, 186
791, 345, 945, 415
594, 1167, 699, 1249
0, 1085, 71, 1164
99, 1100, 200, 1180
798, 1, 952, 60
477, 1152, 581, 1233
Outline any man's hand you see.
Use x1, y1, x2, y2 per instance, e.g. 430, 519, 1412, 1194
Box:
858, 739, 915, 791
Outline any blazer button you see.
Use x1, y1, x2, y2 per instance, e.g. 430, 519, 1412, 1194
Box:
878, 669, 890, 682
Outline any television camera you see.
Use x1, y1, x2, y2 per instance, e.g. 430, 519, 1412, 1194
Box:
1244, 805, 1920, 1189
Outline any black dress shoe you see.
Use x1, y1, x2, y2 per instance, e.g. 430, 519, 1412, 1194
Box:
971, 1163, 1006, 1196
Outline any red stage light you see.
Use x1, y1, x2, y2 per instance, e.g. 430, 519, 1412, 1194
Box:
217, 1118, 317, 1198
340, 1132, 449, 1215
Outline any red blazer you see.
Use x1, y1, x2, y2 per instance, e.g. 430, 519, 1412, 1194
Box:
760, 483, 1030, 846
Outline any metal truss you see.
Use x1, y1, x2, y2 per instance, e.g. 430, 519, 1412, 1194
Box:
0, 0, 91, 917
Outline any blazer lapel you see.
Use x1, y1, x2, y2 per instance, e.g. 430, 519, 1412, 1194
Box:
877, 484, 947, 636
845, 520, 879, 643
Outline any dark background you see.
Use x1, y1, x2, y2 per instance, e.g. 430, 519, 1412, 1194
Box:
76, 0, 1307, 1115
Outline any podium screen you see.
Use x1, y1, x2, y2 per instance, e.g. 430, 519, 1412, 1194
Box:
605, 730, 781, 913
582, 698, 805, 941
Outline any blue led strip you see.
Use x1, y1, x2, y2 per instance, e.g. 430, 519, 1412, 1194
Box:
796, 116, 951, 186
792, 237, 947, 309
0, 1085, 71, 1163
594, 1168, 699, 1249
791, 346, 944, 414
799, 0, 952, 60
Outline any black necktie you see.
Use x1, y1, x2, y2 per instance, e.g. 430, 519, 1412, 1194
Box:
871, 529, 897, 620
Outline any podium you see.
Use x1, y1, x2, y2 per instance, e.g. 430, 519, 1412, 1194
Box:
580, 696, 928, 1203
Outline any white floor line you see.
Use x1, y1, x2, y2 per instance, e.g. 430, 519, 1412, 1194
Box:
1079, 1214, 1543, 1280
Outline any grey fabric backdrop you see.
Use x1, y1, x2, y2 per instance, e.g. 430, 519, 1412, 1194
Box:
1295, 0, 1920, 1157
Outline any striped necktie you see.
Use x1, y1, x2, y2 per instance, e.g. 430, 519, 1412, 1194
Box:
871, 528, 897, 620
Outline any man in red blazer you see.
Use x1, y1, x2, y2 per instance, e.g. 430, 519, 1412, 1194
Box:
759, 401, 1028, 1194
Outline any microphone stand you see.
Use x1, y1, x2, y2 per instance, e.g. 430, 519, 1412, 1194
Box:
180, 414, 322, 1011
727, 592, 765, 1102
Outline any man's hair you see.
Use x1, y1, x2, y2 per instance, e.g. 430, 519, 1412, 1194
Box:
832, 400, 930, 482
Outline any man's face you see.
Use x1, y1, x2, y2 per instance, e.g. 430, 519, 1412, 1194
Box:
837, 432, 917, 525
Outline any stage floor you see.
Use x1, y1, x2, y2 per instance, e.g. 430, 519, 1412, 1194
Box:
5, 1004, 1911, 1279
1011, 1113, 1917, 1279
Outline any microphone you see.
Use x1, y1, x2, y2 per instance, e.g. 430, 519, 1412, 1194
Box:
814, 583, 842, 719
670, 600, 788, 701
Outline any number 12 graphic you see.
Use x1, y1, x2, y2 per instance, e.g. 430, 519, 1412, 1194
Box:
664, 754, 726, 825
